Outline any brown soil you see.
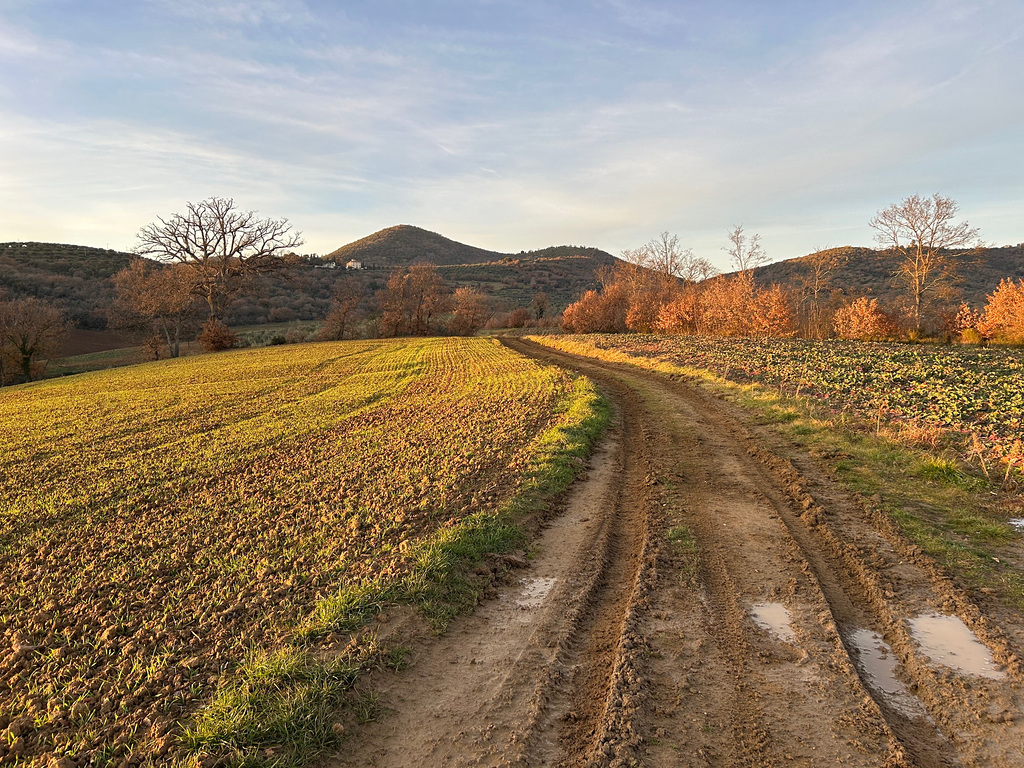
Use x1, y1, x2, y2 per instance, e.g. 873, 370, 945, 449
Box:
326, 339, 1024, 767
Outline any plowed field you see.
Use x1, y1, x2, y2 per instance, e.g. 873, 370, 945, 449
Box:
0, 338, 598, 766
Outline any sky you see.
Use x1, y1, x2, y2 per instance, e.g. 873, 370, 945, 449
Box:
1, 0, 1022, 271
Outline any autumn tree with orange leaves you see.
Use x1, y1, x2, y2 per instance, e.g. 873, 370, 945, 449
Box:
379, 263, 452, 337
978, 278, 1024, 344
561, 283, 629, 333
0, 296, 70, 383
448, 287, 492, 336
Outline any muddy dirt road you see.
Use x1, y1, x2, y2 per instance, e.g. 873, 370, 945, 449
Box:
332, 339, 1024, 767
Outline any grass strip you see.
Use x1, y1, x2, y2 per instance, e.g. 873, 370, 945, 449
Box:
180, 373, 609, 767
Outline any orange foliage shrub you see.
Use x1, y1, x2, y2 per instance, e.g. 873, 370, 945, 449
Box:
749, 284, 796, 338
656, 289, 703, 335
697, 275, 755, 337
198, 318, 238, 351
561, 284, 629, 333
950, 302, 983, 343
978, 278, 1024, 344
505, 307, 533, 328
832, 297, 894, 340
656, 276, 794, 338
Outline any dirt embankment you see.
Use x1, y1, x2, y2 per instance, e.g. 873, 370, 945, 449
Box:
328, 338, 1024, 767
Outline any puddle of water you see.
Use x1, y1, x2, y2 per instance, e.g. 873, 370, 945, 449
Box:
909, 613, 1005, 680
1009, 518, 1024, 532
846, 629, 928, 718
749, 602, 796, 643
515, 577, 558, 609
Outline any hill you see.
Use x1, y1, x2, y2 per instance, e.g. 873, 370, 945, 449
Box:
0, 242, 138, 328
751, 245, 1024, 307
327, 224, 618, 309
326, 224, 502, 267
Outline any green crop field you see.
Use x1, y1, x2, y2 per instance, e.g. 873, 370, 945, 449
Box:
536, 334, 1024, 483
0, 338, 605, 766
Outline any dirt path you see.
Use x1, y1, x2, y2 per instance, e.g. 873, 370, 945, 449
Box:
327, 339, 1024, 767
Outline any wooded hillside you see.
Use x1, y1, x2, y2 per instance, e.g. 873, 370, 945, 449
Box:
751, 245, 1024, 307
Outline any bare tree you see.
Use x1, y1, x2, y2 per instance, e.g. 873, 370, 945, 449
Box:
113, 260, 200, 357
135, 197, 303, 320
798, 247, 848, 338
869, 193, 981, 332
686, 256, 719, 283
724, 225, 768, 274
0, 297, 70, 383
530, 292, 550, 321
623, 231, 714, 282
623, 232, 689, 277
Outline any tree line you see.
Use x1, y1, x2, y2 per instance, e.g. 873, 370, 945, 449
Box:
562, 194, 1024, 344
114, 198, 549, 358
4, 193, 1022, 386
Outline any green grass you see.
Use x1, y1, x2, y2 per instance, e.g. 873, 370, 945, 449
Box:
182, 642, 393, 767
726, 383, 1024, 609
667, 525, 700, 583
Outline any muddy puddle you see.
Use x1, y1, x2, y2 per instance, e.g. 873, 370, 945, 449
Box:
1009, 518, 1024, 532
515, 576, 558, 609
749, 602, 796, 643
846, 629, 928, 718
909, 613, 1005, 680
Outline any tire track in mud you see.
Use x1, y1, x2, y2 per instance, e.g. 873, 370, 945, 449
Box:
507, 339, 1024, 768
522, 376, 658, 768
509, 340, 901, 766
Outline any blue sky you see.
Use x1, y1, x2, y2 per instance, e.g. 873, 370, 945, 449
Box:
1, 0, 1022, 270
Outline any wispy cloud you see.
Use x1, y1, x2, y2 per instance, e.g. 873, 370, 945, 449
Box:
144, 0, 314, 26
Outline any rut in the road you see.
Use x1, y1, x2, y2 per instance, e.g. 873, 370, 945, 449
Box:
524, 381, 659, 768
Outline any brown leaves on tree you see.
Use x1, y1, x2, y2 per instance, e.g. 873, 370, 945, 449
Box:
0, 297, 70, 384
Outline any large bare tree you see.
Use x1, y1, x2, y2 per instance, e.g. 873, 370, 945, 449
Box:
0, 297, 70, 383
135, 197, 303, 320
869, 193, 981, 332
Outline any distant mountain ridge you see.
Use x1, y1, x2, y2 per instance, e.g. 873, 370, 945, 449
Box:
325, 224, 618, 309
751, 245, 1024, 307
